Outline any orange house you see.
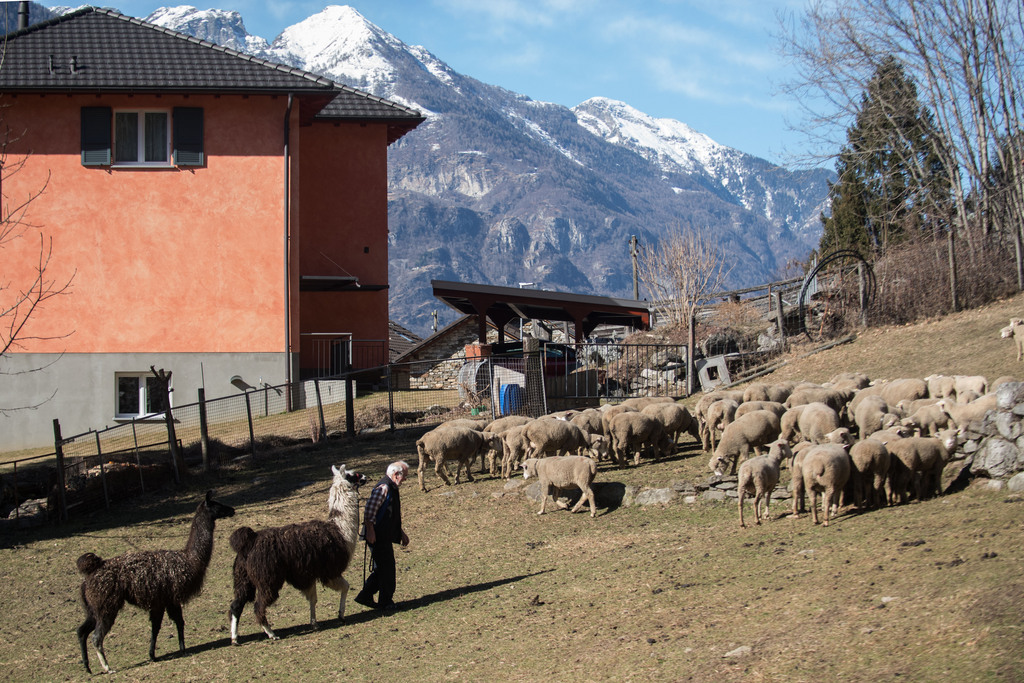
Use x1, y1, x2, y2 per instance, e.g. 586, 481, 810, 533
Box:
0, 8, 423, 450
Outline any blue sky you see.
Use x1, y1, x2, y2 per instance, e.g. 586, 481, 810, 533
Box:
105, 0, 814, 167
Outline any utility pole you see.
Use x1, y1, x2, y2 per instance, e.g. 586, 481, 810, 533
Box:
629, 235, 639, 299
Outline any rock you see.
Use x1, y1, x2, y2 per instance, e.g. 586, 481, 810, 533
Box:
941, 458, 972, 493
994, 412, 1022, 440
1008, 472, 1024, 493
635, 488, 677, 506
971, 438, 1023, 478
996, 382, 1024, 410
723, 645, 752, 658
702, 489, 727, 502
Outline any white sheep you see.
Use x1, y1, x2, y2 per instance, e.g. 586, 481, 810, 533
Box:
828, 371, 871, 389
796, 402, 842, 444
501, 425, 531, 479
853, 395, 893, 438
608, 411, 674, 465
779, 404, 808, 443
416, 426, 501, 492
788, 441, 814, 516
953, 374, 988, 398
879, 378, 929, 407
521, 456, 598, 517
599, 404, 637, 438
584, 433, 613, 461
743, 382, 795, 404
798, 443, 851, 526
694, 389, 745, 449
483, 415, 533, 436
784, 386, 847, 415
737, 439, 791, 528
734, 400, 787, 420
708, 410, 782, 475
569, 409, 604, 436
1000, 318, 1024, 361
923, 374, 957, 400
641, 402, 700, 445
901, 403, 950, 436
936, 394, 998, 428
523, 419, 590, 460
848, 439, 890, 509
704, 398, 739, 452
884, 430, 956, 504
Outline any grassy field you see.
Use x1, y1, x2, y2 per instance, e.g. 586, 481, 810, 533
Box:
3, 293, 1024, 681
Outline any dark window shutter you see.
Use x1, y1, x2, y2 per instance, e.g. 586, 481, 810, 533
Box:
81, 107, 111, 166
173, 107, 204, 166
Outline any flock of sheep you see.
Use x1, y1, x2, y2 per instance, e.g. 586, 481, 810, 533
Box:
415, 369, 1013, 526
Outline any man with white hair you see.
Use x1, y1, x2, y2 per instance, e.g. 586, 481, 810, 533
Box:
354, 460, 410, 611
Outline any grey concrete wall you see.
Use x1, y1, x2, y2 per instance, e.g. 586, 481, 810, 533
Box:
0, 352, 288, 451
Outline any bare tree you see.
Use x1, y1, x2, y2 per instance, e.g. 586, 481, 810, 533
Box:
637, 227, 730, 394
0, 124, 74, 414
778, 0, 1024, 306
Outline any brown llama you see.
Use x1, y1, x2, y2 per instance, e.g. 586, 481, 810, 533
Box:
76, 490, 236, 673
228, 464, 367, 644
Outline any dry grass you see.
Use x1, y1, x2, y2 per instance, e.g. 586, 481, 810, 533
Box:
3, 294, 1024, 681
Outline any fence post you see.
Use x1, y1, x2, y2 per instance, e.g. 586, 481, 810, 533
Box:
52, 419, 68, 522
313, 379, 327, 440
94, 431, 110, 510
198, 388, 211, 473
774, 291, 785, 344
131, 421, 146, 494
686, 314, 697, 396
344, 373, 355, 437
387, 365, 396, 432
244, 391, 256, 457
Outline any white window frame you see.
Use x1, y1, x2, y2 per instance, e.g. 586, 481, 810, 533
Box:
115, 372, 171, 420
113, 109, 172, 167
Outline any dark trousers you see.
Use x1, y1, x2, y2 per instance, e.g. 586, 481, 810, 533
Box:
361, 541, 396, 605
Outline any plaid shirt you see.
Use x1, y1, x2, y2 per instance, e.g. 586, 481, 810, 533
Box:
364, 482, 389, 524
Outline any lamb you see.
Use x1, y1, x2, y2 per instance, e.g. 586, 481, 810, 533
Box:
901, 402, 950, 436
501, 424, 531, 479
936, 394, 998, 429
704, 398, 739, 452
521, 456, 598, 517
737, 439, 791, 528
694, 389, 745, 449
853, 395, 897, 438
797, 443, 851, 526
641, 402, 700, 445
229, 465, 367, 644
708, 410, 782, 475
584, 433, 613, 461
923, 374, 957, 399
884, 431, 955, 504
796, 401, 842, 444
77, 491, 236, 673
608, 411, 674, 465
848, 439, 890, 509
416, 426, 501, 492
734, 400, 787, 420
599, 403, 637, 438
953, 374, 988, 398
1000, 318, 1024, 361
523, 418, 590, 460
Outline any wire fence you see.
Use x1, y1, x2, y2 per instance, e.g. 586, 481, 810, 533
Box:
1, 340, 709, 526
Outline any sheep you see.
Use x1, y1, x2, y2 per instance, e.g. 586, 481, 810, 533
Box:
521, 456, 598, 517
416, 426, 501, 492
1000, 318, 1024, 360
953, 374, 988, 398
704, 398, 739, 452
77, 491, 236, 673
229, 465, 368, 644
694, 389, 745, 449
523, 418, 590, 460
708, 410, 782, 475
849, 439, 890, 509
737, 439, 791, 528
608, 411, 674, 465
936, 394, 998, 429
884, 430, 955, 504
599, 403, 637, 438
482, 414, 533, 436
798, 443, 851, 526
853, 395, 897, 438
569, 409, 604, 436
796, 402, 842, 444
992, 375, 1019, 391
734, 400, 787, 420
828, 371, 871, 389
879, 378, 929, 407
901, 402, 951, 436
824, 427, 854, 445
923, 374, 957, 399
439, 418, 489, 431
789, 441, 814, 516
743, 382, 794, 404
779, 404, 808, 443
584, 433, 613, 461
784, 386, 847, 415
868, 424, 914, 442
894, 396, 941, 417
640, 402, 700, 445
501, 425, 531, 479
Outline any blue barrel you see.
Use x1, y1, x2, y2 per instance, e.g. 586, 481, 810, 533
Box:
498, 383, 524, 416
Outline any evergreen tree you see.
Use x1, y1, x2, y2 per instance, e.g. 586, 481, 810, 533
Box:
820, 56, 950, 255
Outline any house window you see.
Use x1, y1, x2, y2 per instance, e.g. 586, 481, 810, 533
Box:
116, 373, 169, 418
114, 111, 170, 165
81, 107, 204, 167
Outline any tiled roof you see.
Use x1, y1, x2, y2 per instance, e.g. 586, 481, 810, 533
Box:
0, 7, 424, 135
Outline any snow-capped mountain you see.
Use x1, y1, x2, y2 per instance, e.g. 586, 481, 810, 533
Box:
42, 3, 832, 335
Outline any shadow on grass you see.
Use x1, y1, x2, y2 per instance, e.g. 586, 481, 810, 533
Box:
159, 569, 554, 660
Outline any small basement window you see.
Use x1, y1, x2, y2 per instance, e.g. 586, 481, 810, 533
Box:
115, 372, 170, 419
